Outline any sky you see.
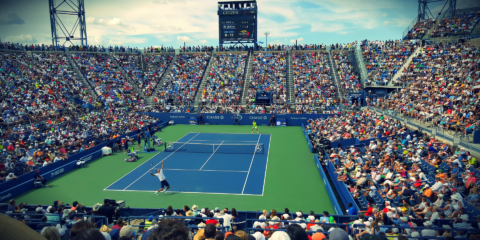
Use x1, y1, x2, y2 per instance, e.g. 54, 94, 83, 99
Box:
0, 0, 479, 48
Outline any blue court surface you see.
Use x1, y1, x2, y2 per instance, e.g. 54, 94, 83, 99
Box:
104, 133, 271, 195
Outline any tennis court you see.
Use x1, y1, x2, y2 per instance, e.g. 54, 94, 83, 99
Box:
104, 132, 271, 195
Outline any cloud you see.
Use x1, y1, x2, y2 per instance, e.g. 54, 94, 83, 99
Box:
117, 32, 122, 35
382, 13, 387, 17
108, 17, 127, 27
199, 40, 208, 44
383, 18, 412, 27
290, 38, 304, 43
4, 34, 37, 43
89, 36, 105, 45
109, 40, 122, 45
177, 36, 195, 43
0, 11, 24, 25
86, 17, 95, 24
86, 17, 127, 27
153, 0, 186, 4
311, 23, 345, 32
152, 24, 182, 32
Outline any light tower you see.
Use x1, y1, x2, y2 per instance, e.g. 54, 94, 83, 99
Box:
264, 31, 270, 49
49, 0, 88, 48
417, 0, 456, 21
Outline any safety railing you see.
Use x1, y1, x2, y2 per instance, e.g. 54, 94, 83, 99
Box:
125, 216, 229, 232
367, 106, 480, 153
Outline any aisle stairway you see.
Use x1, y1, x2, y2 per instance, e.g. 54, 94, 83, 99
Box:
240, 50, 254, 107
109, 53, 144, 98
145, 54, 178, 106
194, 52, 214, 108
66, 53, 101, 103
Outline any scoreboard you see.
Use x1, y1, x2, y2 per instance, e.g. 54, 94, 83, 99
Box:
218, 1, 257, 48
220, 15, 256, 41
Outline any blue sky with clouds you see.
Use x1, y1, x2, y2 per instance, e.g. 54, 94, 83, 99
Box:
0, 0, 479, 48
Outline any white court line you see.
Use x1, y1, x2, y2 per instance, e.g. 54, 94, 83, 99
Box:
121, 132, 200, 190
104, 189, 262, 196
163, 169, 248, 172
103, 132, 195, 190
199, 141, 224, 170
190, 140, 258, 142
261, 134, 272, 196
241, 134, 261, 194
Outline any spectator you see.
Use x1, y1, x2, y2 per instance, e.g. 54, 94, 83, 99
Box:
148, 219, 190, 240
41, 226, 61, 240
98, 198, 116, 226
72, 228, 106, 240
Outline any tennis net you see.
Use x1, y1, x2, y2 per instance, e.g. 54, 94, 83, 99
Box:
164, 142, 264, 154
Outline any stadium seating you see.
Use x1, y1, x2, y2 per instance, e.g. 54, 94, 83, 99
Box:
0, 110, 159, 183
154, 53, 211, 108
332, 52, 362, 93
201, 53, 247, 112
362, 40, 418, 86
430, 11, 480, 38
2, 26, 480, 239
404, 19, 435, 40
115, 54, 173, 96
0, 52, 95, 125
292, 52, 337, 110
384, 42, 480, 135
73, 53, 141, 107
247, 52, 288, 113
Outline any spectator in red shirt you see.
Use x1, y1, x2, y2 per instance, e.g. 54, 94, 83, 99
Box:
205, 212, 217, 225
112, 219, 124, 230
7, 144, 14, 152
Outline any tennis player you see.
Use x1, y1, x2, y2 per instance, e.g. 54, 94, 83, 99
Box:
150, 160, 170, 195
252, 121, 259, 133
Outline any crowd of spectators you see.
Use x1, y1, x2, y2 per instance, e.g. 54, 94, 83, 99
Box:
383, 42, 480, 135
305, 108, 408, 144
154, 53, 210, 107
293, 52, 337, 107
247, 52, 288, 111
0, 109, 159, 183
145, 46, 176, 53
332, 52, 362, 93
320, 110, 480, 239
73, 53, 142, 107
0, 52, 97, 126
362, 40, 418, 86
180, 45, 215, 53
201, 53, 247, 110
115, 54, 173, 96
5, 198, 367, 240
330, 42, 357, 51
404, 19, 435, 40
431, 11, 480, 38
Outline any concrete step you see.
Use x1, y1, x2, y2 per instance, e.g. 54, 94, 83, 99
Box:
240, 50, 254, 106
194, 52, 214, 108
109, 53, 145, 98
152, 54, 178, 96
390, 46, 421, 85
66, 53, 100, 102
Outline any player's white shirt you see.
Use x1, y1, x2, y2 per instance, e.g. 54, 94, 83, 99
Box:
155, 169, 166, 181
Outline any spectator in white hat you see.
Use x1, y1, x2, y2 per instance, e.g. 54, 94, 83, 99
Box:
421, 221, 436, 237
453, 214, 472, 229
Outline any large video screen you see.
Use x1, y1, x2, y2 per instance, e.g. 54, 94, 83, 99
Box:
219, 15, 255, 41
